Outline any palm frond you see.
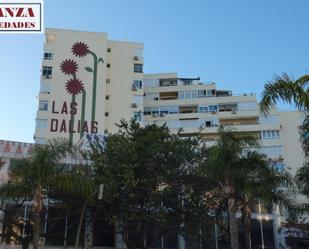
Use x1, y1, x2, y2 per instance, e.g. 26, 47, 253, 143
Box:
260, 73, 309, 113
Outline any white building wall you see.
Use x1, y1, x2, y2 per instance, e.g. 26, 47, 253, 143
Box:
35, 29, 144, 144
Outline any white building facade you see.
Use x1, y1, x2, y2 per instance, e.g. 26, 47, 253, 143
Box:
35, 28, 144, 145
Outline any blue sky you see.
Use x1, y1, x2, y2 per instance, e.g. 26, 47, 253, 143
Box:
0, 0, 308, 143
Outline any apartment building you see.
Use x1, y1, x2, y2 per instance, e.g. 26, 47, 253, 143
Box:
143, 73, 296, 170
35, 28, 144, 145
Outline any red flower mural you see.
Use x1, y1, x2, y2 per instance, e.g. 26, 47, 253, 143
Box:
65, 78, 84, 95
72, 42, 89, 57
60, 59, 78, 75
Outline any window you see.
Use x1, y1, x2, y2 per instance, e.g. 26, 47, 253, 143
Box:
151, 107, 159, 115
134, 64, 143, 73
198, 90, 207, 97
44, 52, 53, 60
106, 79, 110, 84
105, 112, 109, 117
104, 129, 108, 134
191, 91, 198, 98
143, 79, 159, 88
207, 90, 213, 96
42, 66, 52, 78
199, 105, 208, 113
205, 121, 212, 127
209, 105, 218, 112
36, 119, 48, 129
261, 130, 280, 139
169, 106, 179, 114
106, 63, 111, 68
39, 100, 48, 111
105, 95, 109, 100
160, 106, 169, 115
133, 80, 143, 89
144, 107, 151, 116
107, 48, 111, 52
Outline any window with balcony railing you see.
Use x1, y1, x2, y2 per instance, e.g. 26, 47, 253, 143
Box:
261, 130, 280, 139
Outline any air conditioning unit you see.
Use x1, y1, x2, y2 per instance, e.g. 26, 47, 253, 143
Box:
152, 113, 158, 117
160, 113, 165, 117
131, 103, 138, 108
134, 56, 139, 61
131, 85, 137, 91
211, 111, 217, 114
232, 110, 237, 114
45, 75, 51, 79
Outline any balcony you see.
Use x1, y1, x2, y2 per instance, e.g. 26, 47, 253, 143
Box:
220, 117, 259, 126
179, 105, 198, 114
218, 104, 238, 112
159, 91, 178, 100
159, 79, 177, 87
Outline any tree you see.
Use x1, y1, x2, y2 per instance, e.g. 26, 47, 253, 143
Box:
0, 187, 33, 249
198, 128, 293, 249
295, 163, 309, 201
0, 138, 71, 249
235, 152, 294, 249
260, 72, 309, 204
260, 72, 309, 248
90, 120, 200, 249
199, 128, 259, 249
52, 163, 98, 249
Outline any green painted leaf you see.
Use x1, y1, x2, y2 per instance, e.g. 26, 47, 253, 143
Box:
85, 67, 93, 72
98, 57, 104, 63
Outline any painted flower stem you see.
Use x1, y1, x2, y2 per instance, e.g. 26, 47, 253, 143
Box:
69, 93, 76, 145
89, 50, 98, 122
80, 90, 86, 139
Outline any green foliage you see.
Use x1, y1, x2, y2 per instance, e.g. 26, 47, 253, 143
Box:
260, 73, 309, 114
295, 164, 309, 198
90, 120, 201, 249
260, 72, 309, 213
0, 138, 73, 248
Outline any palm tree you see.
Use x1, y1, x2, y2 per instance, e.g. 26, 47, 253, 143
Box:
235, 151, 294, 249
260, 72, 309, 206
0, 138, 71, 249
295, 164, 309, 199
53, 164, 98, 249
201, 128, 295, 249
202, 128, 258, 249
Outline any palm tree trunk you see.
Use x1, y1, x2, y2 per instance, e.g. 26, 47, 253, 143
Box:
75, 202, 87, 249
32, 186, 43, 249
228, 198, 239, 249
84, 208, 93, 249
242, 204, 252, 249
